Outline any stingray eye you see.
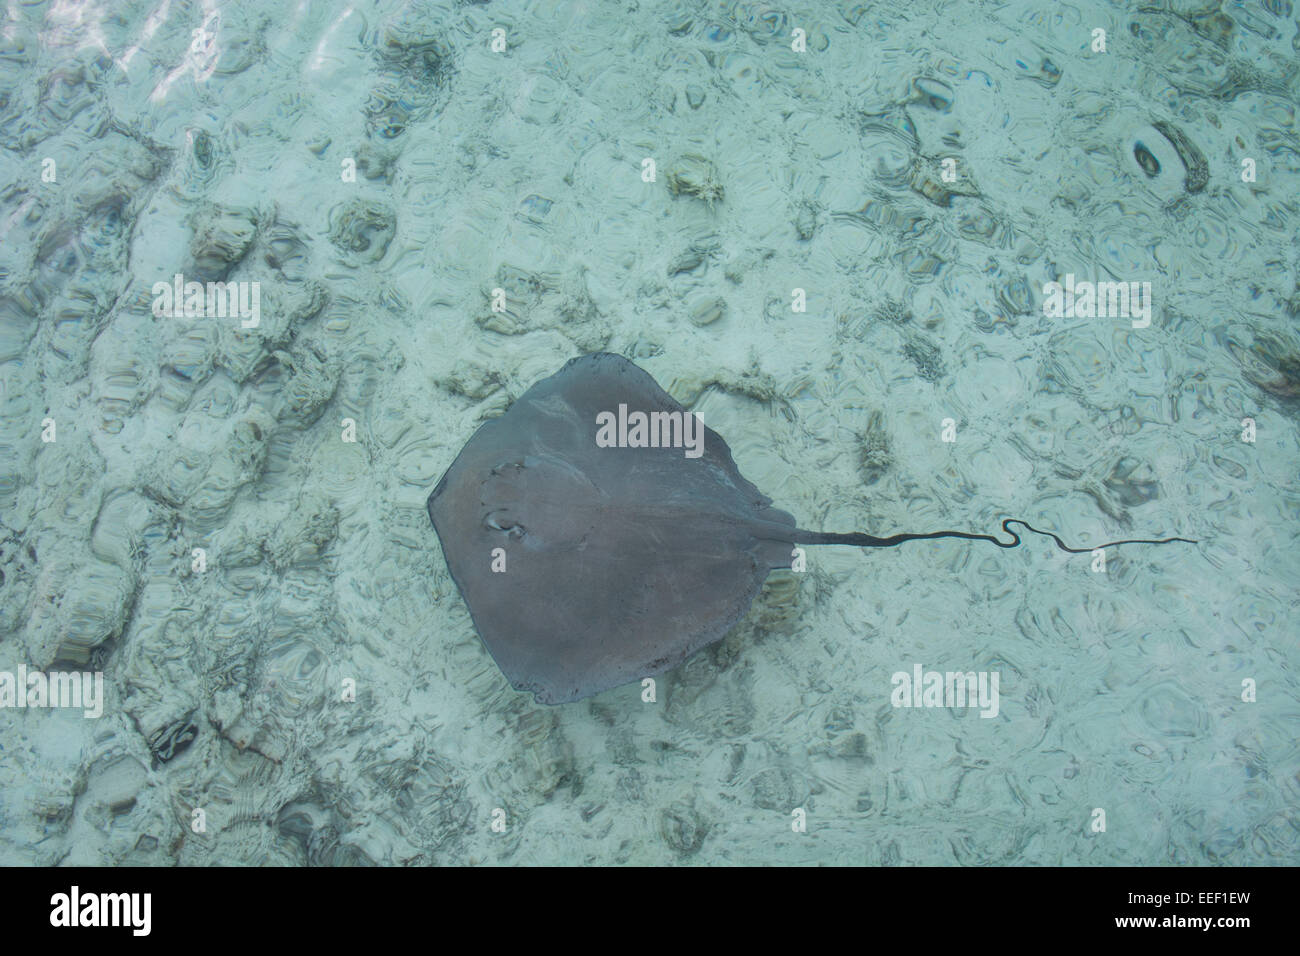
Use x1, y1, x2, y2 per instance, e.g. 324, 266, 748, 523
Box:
485, 510, 525, 538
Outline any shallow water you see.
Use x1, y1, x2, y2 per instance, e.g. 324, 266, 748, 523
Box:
0, 0, 1297, 865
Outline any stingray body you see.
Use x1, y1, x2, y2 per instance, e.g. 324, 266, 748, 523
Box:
428, 352, 1193, 704
428, 353, 812, 703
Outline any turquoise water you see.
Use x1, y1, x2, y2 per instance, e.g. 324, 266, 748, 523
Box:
0, 0, 1296, 865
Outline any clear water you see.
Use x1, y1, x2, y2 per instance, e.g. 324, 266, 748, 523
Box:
0, 0, 1296, 865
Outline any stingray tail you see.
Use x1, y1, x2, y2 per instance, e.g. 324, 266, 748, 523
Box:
794, 518, 1197, 554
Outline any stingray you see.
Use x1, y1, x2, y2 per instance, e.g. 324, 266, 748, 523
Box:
427, 352, 1194, 704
